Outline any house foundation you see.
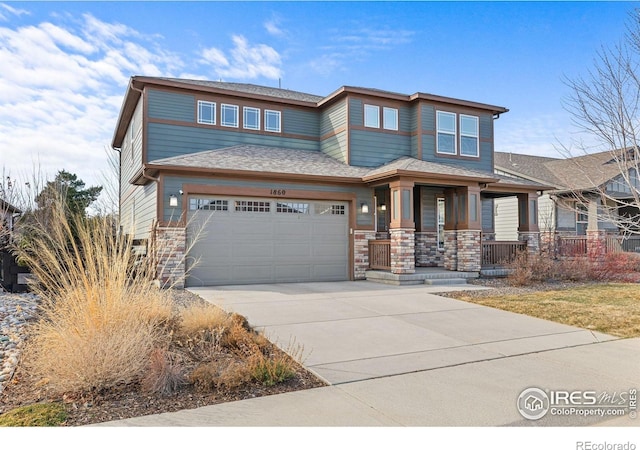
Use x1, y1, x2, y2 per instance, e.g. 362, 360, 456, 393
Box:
155, 226, 186, 289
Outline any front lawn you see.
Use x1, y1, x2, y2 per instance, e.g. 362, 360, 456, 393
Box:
451, 283, 640, 338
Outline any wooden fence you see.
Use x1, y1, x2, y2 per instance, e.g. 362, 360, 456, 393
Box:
368, 239, 391, 270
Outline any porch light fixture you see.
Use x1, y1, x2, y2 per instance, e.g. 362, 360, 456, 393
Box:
361, 202, 369, 214
380, 204, 387, 211
169, 194, 178, 208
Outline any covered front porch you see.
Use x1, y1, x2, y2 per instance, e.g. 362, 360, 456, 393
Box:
354, 168, 544, 281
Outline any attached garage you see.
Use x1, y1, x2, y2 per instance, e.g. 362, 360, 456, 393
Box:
185, 196, 350, 286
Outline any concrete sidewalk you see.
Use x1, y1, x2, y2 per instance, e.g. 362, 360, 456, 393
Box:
96, 282, 639, 426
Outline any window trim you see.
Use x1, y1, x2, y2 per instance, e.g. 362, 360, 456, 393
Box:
436, 111, 457, 155
197, 100, 216, 125
437, 197, 446, 250
243, 106, 260, 130
221, 103, 239, 128
364, 104, 380, 128
264, 109, 281, 133
459, 114, 479, 158
383, 107, 398, 131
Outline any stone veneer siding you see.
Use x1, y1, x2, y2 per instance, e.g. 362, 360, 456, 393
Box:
443, 230, 458, 271
354, 230, 377, 279
155, 226, 186, 289
390, 228, 415, 274
457, 230, 481, 272
415, 231, 444, 267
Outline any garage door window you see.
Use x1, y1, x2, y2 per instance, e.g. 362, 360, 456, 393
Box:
316, 203, 345, 215
235, 200, 270, 212
189, 198, 228, 211
276, 202, 309, 214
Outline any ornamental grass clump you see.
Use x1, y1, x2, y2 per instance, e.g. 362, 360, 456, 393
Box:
16, 202, 173, 395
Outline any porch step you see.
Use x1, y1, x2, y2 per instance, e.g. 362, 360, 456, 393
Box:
424, 278, 469, 286
365, 268, 478, 286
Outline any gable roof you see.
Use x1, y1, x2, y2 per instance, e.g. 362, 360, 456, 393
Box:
495, 150, 633, 192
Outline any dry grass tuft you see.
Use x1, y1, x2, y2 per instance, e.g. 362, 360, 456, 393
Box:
141, 348, 187, 396
16, 202, 174, 395
190, 356, 251, 392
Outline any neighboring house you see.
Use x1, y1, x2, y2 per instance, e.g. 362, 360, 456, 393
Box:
0, 198, 21, 247
111, 77, 544, 287
494, 151, 640, 238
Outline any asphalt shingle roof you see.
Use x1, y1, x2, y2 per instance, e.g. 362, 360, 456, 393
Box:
159, 78, 324, 103
495, 150, 630, 191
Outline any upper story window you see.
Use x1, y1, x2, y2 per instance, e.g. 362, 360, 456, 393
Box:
197, 101, 216, 125
460, 115, 479, 157
437, 111, 456, 155
221, 104, 239, 127
383, 107, 398, 131
364, 104, 380, 128
264, 109, 281, 133
243, 107, 260, 130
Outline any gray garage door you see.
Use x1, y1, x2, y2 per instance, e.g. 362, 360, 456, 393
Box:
185, 196, 349, 286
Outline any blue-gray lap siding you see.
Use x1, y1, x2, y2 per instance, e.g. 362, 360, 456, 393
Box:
348, 98, 413, 167
320, 100, 348, 163
420, 104, 494, 173
146, 88, 321, 161
162, 175, 374, 228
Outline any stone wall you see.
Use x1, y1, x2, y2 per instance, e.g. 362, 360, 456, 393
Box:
415, 231, 444, 267
443, 230, 458, 271
457, 230, 481, 272
155, 226, 186, 289
518, 231, 540, 255
390, 228, 415, 274
353, 230, 377, 279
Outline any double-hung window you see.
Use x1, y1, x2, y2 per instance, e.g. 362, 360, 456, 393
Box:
436, 111, 456, 155
460, 115, 479, 157
197, 101, 216, 125
221, 104, 239, 127
243, 107, 260, 130
264, 109, 281, 133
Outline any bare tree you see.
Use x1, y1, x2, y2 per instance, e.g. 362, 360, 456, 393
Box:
561, 9, 640, 235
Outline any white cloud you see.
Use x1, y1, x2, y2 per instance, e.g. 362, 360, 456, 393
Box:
0, 3, 30, 22
308, 25, 414, 76
264, 17, 284, 37
200, 35, 282, 80
0, 14, 184, 191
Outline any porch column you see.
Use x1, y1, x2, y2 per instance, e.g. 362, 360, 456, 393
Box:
586, 198, 607, 262
456, 186, 482, 272
389, 179, 415, 274
517, 192, 540, 254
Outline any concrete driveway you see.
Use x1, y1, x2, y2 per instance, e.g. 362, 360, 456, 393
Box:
101, 282, 639, 426
189, 282, 615, 385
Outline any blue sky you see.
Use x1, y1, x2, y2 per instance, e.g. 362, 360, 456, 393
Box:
0, 1, 636, 195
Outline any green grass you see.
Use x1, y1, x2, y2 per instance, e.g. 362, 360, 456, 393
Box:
0, 403, 67, 427
455, 283, 640, 338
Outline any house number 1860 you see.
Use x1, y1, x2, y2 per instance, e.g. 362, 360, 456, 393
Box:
270, 189, 286, 196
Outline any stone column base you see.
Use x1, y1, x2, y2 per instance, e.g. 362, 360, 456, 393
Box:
390, 228, 415, 274
415, 231, 444, 267
457, 230, 481, 272
518, 231, 540, 255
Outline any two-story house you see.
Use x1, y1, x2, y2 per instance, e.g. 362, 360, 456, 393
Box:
112, 77, 544, 287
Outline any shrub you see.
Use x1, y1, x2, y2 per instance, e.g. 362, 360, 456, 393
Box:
248, 340, 305, 387
0, 403, 67, 427
506, 251, 555, 286
141, 348, 187, 396
189, 356, 251, 392
16, 202, 174, 395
